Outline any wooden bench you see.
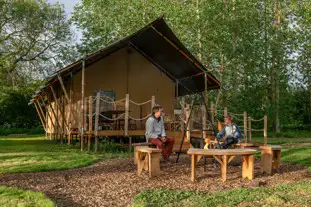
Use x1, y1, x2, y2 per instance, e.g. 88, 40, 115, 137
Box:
259, 145, 282, 175
132, 143, 154, 164
187, 148, 257, 182
136, 146, 161, 178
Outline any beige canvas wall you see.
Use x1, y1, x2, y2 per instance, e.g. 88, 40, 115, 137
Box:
47, 46, 175, 130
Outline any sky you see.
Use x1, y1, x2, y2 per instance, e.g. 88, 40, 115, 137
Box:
47, 0, 82, 42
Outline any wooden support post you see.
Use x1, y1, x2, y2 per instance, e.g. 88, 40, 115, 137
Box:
181, 97, 185, 133
36, 98, 47, 128
244, 112, 247, 143
61, 95, 65, 144
80, 58, 86, 151
201, 105, 206, 138
33, 101, 46, 132
45, 94, 62, 140
49, 86, 70, 135
204, 72, 208, 104
186, 104, 191, 142
248, 116, 252, 142
264, 115, 268, 145
210, 102, 214, 124
94, 92, 100, 153
124, 94, 130, 136
224, 107, 228, 117
57, 75, 70, 103
151, 95, 155, 109
38, 96, 56, 135
88, 96, 93, 152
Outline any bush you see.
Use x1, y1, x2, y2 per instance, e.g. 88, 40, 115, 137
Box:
0, 128, 44, 136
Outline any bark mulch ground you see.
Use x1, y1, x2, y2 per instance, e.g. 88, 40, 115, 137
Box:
0, 155, 310, 207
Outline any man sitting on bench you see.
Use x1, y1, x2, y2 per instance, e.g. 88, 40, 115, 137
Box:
145, 105, 175, 162
216, 114, 242, 149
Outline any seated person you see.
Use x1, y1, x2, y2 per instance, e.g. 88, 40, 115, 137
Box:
216, 114, 242, 149
145, 105, 175, 161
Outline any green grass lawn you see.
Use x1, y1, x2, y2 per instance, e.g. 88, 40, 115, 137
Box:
0, 135, 131, 174
251, 136, 311, 145
281, 146, 311, 170
132, 181, 311, 207
0, 186, 54, 207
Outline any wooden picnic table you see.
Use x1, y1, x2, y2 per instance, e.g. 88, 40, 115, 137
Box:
187, 148, 258, 182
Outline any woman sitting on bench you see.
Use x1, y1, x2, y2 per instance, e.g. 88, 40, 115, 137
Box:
145, 105, 174, 162
216, 114, 242, 149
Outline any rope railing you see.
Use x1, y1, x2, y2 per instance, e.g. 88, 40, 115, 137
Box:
99, 97, 126, 104
129, 99, 152, 106
99, 113, 125, 121
250, 128, 264, 132
228, 112, 244, 116
128, 114, 152, 121
251, 117, 265, 122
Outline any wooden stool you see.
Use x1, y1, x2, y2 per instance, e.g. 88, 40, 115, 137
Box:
132, 142, 154, 164
136, 146, 161, 178
260, 145, 282, 175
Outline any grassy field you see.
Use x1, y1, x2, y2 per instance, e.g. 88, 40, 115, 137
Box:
132, 181, 311, 207
0, 186, 54, 207
0, 135, 130, 174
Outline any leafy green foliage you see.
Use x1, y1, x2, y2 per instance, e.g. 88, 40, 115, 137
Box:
0, 186, 55, 207
72, 0, 311, 133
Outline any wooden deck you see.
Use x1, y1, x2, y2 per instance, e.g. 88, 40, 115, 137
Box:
94, 130, 194, 152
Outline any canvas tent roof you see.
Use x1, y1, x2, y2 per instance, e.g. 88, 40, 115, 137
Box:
43, 17, 220, 96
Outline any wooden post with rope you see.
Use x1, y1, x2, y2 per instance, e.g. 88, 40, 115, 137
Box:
180, 97, 185, 133
264, 115, 268, 145
244, 112, 247, 143
224, 107, 228, 118
186, 104, 191, 142
248, 116, 252, 142
88, 96, 93, 152
94, 92, 100, 153
124, 94, 130, 137
201, 105, 206, 138
210, 102, 214, 124
80, 58, 86, 151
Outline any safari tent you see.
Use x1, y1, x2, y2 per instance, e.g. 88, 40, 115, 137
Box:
31, 17, 220, 151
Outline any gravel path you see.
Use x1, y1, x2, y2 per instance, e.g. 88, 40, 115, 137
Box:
0, 155, 310, 207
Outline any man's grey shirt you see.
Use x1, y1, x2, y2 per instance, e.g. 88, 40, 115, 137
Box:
145, 115, 166, 140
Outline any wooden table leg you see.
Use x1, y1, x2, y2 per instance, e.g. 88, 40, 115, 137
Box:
242, 155, 254, 180
137, 152, 144, 176
261, 148, 273, 174
221, 155, 227, 182
148, 152, 160, 177
134, 146, 138, 164
144, 155, 149, 171
191, 154, 198, 182
273, 150, 281, 169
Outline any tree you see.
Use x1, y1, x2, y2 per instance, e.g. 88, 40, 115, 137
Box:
0, 0, 75, 89
72, 0, 311, 131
